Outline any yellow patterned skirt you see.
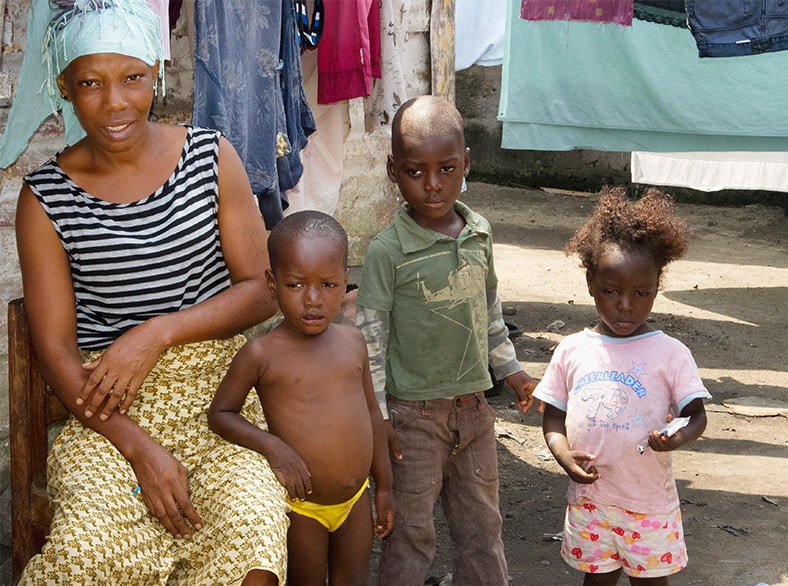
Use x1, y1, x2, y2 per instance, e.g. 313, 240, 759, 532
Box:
20, 336, 289, 585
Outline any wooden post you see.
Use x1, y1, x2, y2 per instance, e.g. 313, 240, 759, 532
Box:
430, 0, 456, 102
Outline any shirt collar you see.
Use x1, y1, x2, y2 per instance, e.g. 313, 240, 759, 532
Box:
394, 200, 490, 254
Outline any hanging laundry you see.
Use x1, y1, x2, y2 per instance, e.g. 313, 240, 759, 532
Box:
285, 49, 346, 216
364, 0, 410, 127
277, 0, 317, 203
455, 0, 506, 71
317, 0, 381, 104
521, 0, 634, 26
631, 151, 788, 193
169, 0, 184, 33
296, 0, 324, 49
686, 0, 788, 57
632, 0, 685, 28
145, 0, 171, 60
193, 0, 315, 229
635, 0, 683, 14
499, 0, 788, 152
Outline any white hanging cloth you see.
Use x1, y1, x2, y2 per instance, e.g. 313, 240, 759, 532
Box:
631, 152, 788, 193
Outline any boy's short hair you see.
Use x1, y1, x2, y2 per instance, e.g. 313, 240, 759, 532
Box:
391, 95, 465, 158
268, 210, 348, 273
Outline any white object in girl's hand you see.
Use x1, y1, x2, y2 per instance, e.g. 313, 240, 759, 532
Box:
636, 417, 691, 454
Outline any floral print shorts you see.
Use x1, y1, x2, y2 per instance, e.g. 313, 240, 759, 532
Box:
562, 497, 687, 578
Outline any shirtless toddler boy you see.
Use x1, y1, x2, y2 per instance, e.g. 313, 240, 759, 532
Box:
209, 210, 394, 586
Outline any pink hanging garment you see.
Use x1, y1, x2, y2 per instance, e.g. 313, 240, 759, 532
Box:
145, 0, 171, 59
520, 0, 634, 26
318, 0, 381, 104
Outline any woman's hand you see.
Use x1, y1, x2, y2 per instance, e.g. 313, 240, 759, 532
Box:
77, 322, 164, 419
130, 441, 202, 539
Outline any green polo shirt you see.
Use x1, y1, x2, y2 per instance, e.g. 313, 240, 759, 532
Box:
357, 201, 498, 401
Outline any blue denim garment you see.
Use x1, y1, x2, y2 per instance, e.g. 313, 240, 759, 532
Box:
686, 0, 788, 57
193, 0, 315, 228
277, 0, 317, 197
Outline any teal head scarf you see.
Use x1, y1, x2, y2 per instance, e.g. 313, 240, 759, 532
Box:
0, 0, 165, 168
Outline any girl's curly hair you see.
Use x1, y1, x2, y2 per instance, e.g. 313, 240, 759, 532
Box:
566, 186, 690, 276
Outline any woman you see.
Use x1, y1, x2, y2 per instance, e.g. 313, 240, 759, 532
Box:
7, 0, 288, 583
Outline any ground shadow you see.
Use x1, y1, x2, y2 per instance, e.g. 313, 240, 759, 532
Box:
664, 287, 787, 327
675, 480, 788, 586
687, 434, 788, 459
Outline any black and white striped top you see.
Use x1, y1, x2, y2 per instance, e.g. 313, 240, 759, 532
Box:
25, 126, 232, 350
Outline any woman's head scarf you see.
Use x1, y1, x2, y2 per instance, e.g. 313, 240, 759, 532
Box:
0, 0, 165, 168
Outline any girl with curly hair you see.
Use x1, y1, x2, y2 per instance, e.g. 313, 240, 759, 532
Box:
534, 187, 711, 585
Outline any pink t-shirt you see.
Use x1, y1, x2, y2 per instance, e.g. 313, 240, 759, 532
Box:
534, 329, 710, 514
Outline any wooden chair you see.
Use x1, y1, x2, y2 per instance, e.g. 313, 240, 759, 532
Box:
7, 298, 69, 584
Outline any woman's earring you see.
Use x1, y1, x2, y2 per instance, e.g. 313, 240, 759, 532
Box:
60, 94, 68, 101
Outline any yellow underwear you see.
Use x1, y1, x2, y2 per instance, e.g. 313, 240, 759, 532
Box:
289, 478, 369, 532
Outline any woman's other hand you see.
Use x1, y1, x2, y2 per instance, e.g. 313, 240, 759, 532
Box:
78, 321, 164, 419
130, 440, 203, 539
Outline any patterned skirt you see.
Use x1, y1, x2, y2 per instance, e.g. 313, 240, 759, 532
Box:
20, 336, 289, 585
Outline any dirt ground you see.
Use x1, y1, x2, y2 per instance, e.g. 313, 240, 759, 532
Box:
368, 183, 788, 586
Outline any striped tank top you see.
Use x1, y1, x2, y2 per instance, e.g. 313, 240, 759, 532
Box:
25, 126, 232, 350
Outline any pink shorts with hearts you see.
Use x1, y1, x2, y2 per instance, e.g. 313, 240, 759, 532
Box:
561, 498, 687, 578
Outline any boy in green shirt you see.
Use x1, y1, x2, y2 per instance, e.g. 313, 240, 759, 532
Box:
356, 95, 538, 585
